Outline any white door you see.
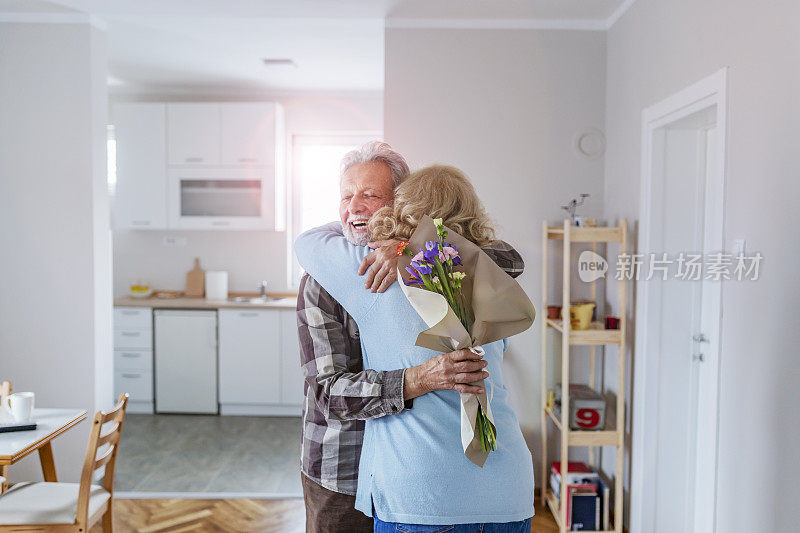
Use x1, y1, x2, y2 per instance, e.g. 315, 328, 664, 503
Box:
167, 103, 220, 165
218, 309, 281, 405
220, 103, 277, 166
154, 310, 218, 413
279, 309, 305, 405
633, 69, 727, 533
652, 121, 715, 533
113, 103, 168, 229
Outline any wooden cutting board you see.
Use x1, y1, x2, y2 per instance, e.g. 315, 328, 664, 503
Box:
185, 257, 205, 297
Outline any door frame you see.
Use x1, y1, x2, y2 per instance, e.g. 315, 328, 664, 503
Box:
630, 67, 728, 533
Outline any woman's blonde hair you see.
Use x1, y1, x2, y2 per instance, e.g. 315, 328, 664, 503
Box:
368, 164, 496, 246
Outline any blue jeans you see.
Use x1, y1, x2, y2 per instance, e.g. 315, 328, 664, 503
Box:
373, 516, 532, 533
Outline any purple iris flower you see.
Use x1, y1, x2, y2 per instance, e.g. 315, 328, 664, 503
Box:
452, 256, 463, 266
423, 246, 439, 262
411, 260, 433, 275
404, 266, 424, 285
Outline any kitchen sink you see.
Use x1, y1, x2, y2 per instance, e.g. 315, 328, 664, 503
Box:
228, 296, 280, 303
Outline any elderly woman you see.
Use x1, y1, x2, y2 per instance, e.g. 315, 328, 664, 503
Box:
295, 165, 534, 532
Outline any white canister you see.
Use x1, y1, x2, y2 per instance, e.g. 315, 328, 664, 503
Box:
205, 271, 229, 300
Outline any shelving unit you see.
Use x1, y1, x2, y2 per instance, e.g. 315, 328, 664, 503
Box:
540, 219, 628, 533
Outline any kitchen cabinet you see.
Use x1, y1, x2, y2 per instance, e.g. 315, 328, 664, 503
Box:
279, 310, 305, 405
112, 302, 302, 417
218, 309, 292, 414
218, 308, 302, 415
113, 307, 153, 413
167, 103, 221, 165
154, 310, 218, 414
221, 103, 278, 166
113, 103, 168, 229
113, 101, 285, 230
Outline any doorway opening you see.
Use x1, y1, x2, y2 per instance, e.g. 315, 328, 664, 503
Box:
631, 68, 728, 533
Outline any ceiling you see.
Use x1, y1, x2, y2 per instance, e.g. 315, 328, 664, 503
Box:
2, 0, 630, 93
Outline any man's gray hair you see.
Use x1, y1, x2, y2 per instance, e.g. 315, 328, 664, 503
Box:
340, 140, 410, 188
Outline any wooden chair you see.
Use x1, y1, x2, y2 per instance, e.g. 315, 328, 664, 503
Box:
0, 393, 129, 532
0, 380, 11, 493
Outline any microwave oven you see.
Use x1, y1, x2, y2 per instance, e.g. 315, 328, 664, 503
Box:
167, 167, 278, 230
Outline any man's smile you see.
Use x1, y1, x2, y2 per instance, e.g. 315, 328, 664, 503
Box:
349, 219, 369, 231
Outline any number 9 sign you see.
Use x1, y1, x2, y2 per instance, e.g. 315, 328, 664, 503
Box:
575, 408, 601, 429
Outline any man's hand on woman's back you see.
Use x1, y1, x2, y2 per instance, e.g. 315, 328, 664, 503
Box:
358, 239, 401, 293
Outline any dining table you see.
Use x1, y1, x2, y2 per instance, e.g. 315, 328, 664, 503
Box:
0, 408, 87, 482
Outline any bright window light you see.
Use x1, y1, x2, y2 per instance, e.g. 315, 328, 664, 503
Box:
290, 133, 382, 285
296, 144, 357, 233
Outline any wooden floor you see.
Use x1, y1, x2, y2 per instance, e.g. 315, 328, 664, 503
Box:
91, 498, 559, 532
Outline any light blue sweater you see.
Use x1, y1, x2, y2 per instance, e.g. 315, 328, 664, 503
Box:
295, 223, 534, 525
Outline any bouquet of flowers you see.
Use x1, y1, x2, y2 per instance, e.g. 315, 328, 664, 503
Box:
400, 219, 495, 451
397, 216, 536, 467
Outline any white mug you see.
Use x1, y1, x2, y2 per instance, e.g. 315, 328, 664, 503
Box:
6, 392, 35, 422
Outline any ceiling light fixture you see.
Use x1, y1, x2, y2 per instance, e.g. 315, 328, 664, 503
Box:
262, 58, 298, 68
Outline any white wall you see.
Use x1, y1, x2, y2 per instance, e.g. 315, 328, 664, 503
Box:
0, 21, 111, 482
385, 28, 607, 472
604, 0, 800, 530
111, 92, 383, 296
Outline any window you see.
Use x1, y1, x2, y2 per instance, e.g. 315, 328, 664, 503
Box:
289, 133, 381, 286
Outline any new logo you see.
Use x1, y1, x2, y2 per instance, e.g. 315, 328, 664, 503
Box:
578, 250, 608, 282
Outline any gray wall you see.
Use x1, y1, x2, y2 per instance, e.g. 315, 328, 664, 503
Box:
604, 0, 800, 529
385, 27, 607, 472
0, 21, 112, 482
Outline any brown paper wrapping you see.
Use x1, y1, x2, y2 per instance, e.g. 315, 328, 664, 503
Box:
398, 216, 536, 467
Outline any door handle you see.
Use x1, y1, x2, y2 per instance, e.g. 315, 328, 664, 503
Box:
693, 333, 709, 343
692, 353, 705, 362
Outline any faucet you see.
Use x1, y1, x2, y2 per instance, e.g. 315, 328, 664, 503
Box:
258, 281, 268, 298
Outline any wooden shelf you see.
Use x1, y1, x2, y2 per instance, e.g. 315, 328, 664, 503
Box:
545, 490, 616, 533
546, 489, 562, 528
546, 225, 623, 243
544, 407, 620, 447
546, 319, 622, 345
540, 219, 627, 533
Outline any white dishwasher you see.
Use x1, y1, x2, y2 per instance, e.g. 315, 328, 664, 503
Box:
154, 310, 218, 414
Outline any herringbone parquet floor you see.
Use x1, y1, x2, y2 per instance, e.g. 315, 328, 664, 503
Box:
90, 498, 559, 533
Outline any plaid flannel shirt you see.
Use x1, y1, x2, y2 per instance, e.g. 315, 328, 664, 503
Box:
297, 240, 525, 495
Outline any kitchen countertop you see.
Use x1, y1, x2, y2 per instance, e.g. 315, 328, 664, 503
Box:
114, 294, 297, 310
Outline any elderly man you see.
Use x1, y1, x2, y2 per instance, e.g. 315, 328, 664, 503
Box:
297, 141, 524, 532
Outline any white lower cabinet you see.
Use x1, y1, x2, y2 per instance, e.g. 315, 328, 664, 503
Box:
114, 370, 153, 402
114, 304, 302, 416
154, 310, 218, 414
113, 307, 154, 413
218, 308, 302, 415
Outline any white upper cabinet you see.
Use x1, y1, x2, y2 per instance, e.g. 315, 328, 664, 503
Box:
113, 103, 168, 229
167, 104, 221, 165
115, 101, 284, 230
221, 103, 277, 166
